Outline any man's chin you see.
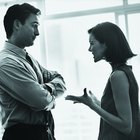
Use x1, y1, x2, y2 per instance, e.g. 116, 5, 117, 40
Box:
26, 42, 34, 47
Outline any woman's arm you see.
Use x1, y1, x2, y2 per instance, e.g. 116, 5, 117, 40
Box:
89, 70, 132, 134
66, 70, 132, 135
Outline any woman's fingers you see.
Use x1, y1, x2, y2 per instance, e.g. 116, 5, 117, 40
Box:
65, 95, 76, 100
89, 90, 96, 99
83, 88, 88, 97
65, 95, 81, 104
73, 101, 80, 104
89, 90, 93, 95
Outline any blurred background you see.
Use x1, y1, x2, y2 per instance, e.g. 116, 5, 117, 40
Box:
0, 0, 140, 139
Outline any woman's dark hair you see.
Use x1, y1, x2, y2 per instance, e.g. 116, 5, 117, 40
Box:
88, 22, 136, 64
4, 3, 41, 39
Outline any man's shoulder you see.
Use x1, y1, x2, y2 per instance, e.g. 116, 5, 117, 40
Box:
0, 50, 20, 67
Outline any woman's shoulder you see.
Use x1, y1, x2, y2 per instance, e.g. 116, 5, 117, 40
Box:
111, 64, 133, 80
110, 70, 127, 80
110, 70, 129, 88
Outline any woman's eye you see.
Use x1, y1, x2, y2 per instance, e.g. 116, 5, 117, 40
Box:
90, 42, 94, 45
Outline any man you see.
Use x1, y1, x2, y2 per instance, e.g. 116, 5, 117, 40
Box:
0, 3, 66, 140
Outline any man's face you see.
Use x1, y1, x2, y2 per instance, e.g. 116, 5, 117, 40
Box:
16, 13, 40, 48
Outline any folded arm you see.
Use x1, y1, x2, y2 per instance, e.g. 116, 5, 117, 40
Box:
40, 66, 66, 98
0, 62, 55, 111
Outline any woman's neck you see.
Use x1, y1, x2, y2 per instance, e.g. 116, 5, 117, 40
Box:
110, 62, 126, 70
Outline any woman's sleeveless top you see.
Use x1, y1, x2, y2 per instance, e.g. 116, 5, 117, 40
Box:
98, 64, 139, 140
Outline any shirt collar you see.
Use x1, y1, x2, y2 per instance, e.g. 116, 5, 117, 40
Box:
4, 41, 27, 59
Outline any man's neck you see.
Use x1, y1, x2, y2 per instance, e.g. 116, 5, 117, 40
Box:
7, 39, 25, 49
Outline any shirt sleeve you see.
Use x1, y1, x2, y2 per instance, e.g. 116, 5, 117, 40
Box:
0, 60, 55, 111
39, 65, 66, 98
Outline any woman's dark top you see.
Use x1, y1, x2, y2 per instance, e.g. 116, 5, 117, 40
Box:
98, 64, 139, 140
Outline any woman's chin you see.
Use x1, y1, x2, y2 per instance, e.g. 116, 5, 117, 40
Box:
94, 57, 98, 62
94, 57, 101, 63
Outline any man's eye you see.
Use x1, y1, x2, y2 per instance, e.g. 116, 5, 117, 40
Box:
33, 24, 38, 28
32, 23, 39, 28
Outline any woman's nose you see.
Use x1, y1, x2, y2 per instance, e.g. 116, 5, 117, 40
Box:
88, 46, 92, 52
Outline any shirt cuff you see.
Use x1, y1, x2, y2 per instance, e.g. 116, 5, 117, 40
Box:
45, 95, 55, 110
44, 83, 57, 97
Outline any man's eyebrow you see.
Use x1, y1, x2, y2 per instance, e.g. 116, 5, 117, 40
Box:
32, 21, 40, 25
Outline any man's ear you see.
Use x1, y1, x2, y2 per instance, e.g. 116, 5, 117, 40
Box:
13, 19, 22, 30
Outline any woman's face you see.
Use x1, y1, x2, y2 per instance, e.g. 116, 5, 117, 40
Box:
88, 34, 107, 62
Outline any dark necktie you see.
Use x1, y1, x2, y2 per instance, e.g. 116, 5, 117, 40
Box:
26, 53, 34, 68
26, 52, 42, 83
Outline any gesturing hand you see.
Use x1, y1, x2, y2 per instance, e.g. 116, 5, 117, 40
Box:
65, 88, 100, 108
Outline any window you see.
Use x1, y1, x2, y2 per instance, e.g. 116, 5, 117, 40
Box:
45, 0, 123, 14
44, 1, 140, 140
45, 13, 115, 93
127, 13, 140, 87
128, 0, 140, 4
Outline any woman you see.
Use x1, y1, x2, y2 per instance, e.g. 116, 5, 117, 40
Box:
65, 22, 139, 140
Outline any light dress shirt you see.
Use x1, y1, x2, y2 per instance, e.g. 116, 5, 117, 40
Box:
0, 42, 66, 129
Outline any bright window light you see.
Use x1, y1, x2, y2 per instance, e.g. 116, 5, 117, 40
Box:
128, 0, 140, 4
45, 0, 123, 14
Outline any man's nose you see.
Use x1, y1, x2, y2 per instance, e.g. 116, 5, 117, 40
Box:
35, 28, 39, 36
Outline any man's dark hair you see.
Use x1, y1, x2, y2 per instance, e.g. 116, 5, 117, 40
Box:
4, 3, 41, 39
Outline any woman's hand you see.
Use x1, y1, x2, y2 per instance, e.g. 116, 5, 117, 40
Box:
65, 88, 100, 108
